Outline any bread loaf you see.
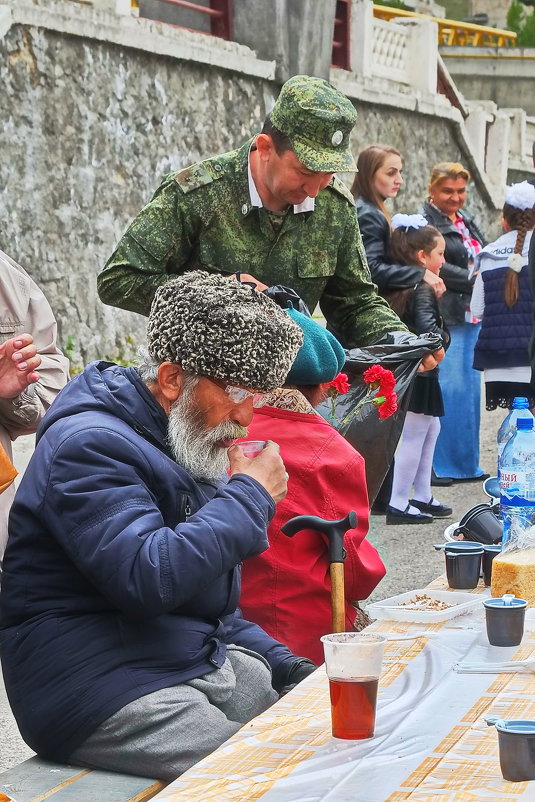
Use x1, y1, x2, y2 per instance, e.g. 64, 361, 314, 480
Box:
491, 548, 535, 605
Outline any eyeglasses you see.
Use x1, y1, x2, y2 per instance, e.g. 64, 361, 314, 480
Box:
224, 384, 266, 408
207, 377, 266, 407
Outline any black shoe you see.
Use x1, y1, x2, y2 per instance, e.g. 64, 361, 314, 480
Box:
410, 498, 453, 518
454, 473, 490, 484
370, 502, 388, 515
386, 504, 433, 525
431, 470, 453, 487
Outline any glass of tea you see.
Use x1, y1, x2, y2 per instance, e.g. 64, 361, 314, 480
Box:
320, 632, 386, 740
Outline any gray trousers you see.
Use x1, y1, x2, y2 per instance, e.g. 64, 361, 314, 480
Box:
69, 646, 278, 781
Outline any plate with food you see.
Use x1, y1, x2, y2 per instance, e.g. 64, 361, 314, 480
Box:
365, 589, 484, 622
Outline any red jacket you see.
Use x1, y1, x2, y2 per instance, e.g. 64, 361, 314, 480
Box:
239, 407, 386, 664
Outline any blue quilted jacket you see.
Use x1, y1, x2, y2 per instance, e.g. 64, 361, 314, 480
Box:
472, 231, 533, 371
0, 362, 293, 760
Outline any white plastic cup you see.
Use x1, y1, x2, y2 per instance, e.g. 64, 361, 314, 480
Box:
321, 632, 386, 740
237, 440, 266, 458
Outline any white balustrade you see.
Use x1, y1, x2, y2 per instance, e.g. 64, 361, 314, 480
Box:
372, 17, 410, 81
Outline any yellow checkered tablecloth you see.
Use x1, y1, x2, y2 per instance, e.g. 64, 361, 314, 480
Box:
152, 579, 535, 801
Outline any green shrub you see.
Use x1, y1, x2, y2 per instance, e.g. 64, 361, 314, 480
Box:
507, 0, 535, 46
373, 0, 411, 9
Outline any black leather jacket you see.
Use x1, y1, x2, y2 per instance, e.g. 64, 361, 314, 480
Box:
420, 201, 485, 326
404, 282, 450, 379
356, 198, 425, 289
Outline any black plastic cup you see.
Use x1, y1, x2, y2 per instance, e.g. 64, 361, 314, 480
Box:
456, 503, 502, 545
484, 595, 527, 647
482, 545, 502, 587
445, 548, 483, 589
488, 719, 535, 781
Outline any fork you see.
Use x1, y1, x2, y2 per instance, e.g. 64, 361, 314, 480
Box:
453, 657, 535, 673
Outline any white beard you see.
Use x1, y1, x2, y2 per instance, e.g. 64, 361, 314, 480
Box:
167, 380, 247, 481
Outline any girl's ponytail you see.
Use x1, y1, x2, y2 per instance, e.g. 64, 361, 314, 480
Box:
503, 204, 535, 309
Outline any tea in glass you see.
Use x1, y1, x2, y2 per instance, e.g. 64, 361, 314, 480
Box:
329, 676, 379, 739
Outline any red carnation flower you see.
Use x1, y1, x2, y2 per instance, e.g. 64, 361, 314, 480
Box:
377, 392, 398, 419
328, 364, 397, 427
363, 365, 396, 393
328, 372, 350, 395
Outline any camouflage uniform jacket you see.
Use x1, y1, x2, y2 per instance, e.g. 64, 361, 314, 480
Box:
98, 140, 404, 347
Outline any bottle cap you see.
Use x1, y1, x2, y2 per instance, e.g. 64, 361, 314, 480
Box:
513, 397, 530, 409
517, 417, 534, 430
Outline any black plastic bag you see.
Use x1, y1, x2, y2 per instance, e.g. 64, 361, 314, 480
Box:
262, 285, 312, 317
317, 333, 443, 504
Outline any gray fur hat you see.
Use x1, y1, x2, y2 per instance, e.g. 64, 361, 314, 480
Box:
147, 271, 304, 391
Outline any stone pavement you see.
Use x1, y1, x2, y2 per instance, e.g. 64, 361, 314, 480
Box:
0, 405, 503, 772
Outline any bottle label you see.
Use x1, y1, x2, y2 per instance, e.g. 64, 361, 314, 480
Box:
500, 469, 535, 502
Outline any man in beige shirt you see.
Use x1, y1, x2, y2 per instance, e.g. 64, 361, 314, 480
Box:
0, 249, 70, 561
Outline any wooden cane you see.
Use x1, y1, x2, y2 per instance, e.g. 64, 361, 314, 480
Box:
282, 511, 357, 635
329, 562, 346, 633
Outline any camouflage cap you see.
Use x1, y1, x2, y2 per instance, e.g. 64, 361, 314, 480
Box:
270, 75, 357, 173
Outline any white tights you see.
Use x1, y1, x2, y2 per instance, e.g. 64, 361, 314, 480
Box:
390, 412, 441, 513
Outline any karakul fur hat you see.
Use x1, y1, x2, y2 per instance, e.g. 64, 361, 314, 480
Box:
147, 271, 304, 391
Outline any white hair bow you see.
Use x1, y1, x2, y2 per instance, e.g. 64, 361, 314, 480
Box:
504, 182, 535, 211
391, 213, 428, 231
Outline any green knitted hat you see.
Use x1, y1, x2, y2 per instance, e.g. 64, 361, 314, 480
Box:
285, 308, 345, 385
270, 75, 357, 172
147, 272, 304, 391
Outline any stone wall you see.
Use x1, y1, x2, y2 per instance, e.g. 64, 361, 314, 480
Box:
1, 1, 502, 366
444, 47, 535, 117
1, 4, 276, 366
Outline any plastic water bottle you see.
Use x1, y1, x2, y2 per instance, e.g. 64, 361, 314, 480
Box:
497, 397, 534, 480
500, 417, 535, 549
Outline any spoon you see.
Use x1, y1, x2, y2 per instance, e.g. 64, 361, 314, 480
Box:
454, 657, 535, 673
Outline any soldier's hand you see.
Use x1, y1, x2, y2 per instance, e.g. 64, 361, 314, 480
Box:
423, 270, 446, 298
417, 348, 445, 372
233, 273, 268, 292
228, 440, 288, 503
0, 334, 41, 398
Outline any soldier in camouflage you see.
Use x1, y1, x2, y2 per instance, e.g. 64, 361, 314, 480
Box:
98, 75, 443, 364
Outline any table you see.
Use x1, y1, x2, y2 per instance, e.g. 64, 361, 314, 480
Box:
152, 578, 535, 801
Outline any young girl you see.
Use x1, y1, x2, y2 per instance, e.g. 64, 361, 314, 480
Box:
386, 214, 452, 524
470, 181, 535, 410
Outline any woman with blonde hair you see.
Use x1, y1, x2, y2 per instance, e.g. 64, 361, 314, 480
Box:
421, 162, 486, 484
471, 181, 535, 409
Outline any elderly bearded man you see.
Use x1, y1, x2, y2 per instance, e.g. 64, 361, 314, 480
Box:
0, 272, 315, 781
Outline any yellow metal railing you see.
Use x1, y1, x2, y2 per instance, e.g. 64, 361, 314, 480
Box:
373, 5, 517, 47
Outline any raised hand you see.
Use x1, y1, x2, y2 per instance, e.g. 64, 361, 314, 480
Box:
0, 334, 41, 399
